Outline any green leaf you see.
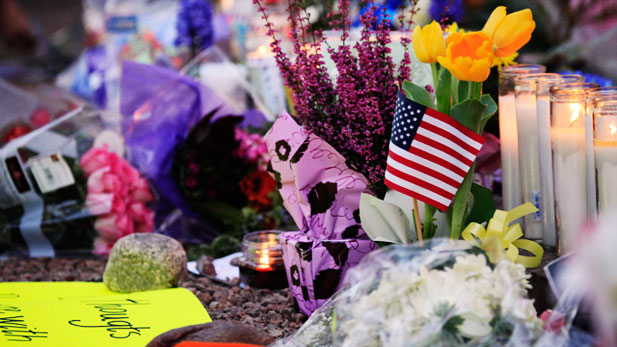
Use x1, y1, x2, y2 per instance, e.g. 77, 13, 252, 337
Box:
402, 80, 436, 109
435, 69, 452, 115
457, 80, 470, 102
465, 183, 496, 225
449, 99, 487, 134
479, 94, 497, 130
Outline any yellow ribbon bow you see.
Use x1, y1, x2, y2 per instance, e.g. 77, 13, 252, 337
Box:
462, 203, 544, 268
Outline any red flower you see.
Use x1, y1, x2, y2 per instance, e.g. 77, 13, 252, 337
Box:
239, 170, 277, 211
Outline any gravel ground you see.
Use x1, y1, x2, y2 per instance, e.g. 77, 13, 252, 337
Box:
0, 257, 307, 340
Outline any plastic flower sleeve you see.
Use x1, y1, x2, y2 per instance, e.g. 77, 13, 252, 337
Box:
265, 113, 378, 315
275, 239, 553, 346
0, 107, 150, 257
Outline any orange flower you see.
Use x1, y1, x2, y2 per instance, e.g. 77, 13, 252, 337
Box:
482, 6, 535, 57
437, 32, 494, 82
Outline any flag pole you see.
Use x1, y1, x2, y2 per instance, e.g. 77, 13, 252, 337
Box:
394, 81, 424, 243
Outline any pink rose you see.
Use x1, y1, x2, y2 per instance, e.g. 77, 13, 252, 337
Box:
86, 193, 113, 215
94, 213, 133, 240
80, 146, 112, 176
128, 202, 155, 233
87, 167, 109, 194
92, 237, 115, 256
131, 178, 154, 203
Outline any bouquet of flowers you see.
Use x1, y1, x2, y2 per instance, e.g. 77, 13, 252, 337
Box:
278, 240, 559, 346
0, 107, 155, 257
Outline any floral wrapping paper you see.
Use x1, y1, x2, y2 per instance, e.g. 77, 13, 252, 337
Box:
265, 113, 378, 315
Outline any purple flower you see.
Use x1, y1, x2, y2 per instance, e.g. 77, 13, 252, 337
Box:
175, 0, 214, 51
429, 0, 464, 23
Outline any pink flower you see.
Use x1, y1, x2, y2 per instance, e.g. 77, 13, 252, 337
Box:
29, 108, 52, 128
188, 162, 199, 174
539, 310, 565, 332
129, 202, 155, 233
94, 213, 133, 240
92, 237, 115, 256
131, 178, 154, 203
87, 167, 109, 194
86, 193, 114, 215
184, 176, 197, 188
80, 146, 112, 176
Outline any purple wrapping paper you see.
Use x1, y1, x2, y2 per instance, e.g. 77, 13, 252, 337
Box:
266, 113, 378, 315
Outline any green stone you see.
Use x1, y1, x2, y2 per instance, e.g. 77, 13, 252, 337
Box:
103, 233, 187, 292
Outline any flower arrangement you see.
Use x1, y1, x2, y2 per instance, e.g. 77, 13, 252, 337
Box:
254, 0, 421, 197
280, 240, 550, 346
81, 145, 155, 255
405, 6, 535, 239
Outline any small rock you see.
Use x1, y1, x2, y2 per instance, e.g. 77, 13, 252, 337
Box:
103, 233, 187, 292
196, 255, 216, 276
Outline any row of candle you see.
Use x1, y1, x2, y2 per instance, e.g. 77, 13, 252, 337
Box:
499, 64, 617, 252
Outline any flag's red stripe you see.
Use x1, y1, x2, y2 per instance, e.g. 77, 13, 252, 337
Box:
388, 150, 461, 188
425, 107, 486, 144
385, 178, 449, 211
421, 121, 481, 155
386, 164, 455, 201
407, 146, 468, 178
413, 133, 474, 167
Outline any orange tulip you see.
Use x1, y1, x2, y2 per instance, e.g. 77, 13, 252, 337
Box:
437, 32, 494, 82
482, 6, 535, 57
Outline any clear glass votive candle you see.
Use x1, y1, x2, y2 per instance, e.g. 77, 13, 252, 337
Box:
498, 64, 546, 211
514, 73, 561, 240
594, 102, 617, 217
550, 83, 598, 252
236, 230, 287, 289
535, 74, 584, 248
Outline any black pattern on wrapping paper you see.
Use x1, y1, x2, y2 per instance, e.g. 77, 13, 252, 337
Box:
290, 138, 310, 164
290, 264, 301, 286
301, 285, 310, 301
296, 241, 313, 262
324, 242, 349, 267
342, 225, 361, 239
266, 161, 283, 189
308, 181, 338, 215
275, 140, 292, 161
353, 209, 361, 223
313, 269, 342, 300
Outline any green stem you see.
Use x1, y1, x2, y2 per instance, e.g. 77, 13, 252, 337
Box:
423, 203, 437, 239
430, 63, 439, 91
452, 78, 460, 105
449, 163, 475, 240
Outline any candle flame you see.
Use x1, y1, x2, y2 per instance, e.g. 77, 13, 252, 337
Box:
257, 45, 269, 56
611, 124, 617, 136
258, 249, 270, 269
569, 104, 580, 125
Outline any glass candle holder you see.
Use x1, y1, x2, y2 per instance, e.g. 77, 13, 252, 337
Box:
550, 83, 597, 252
535, 74, 584, 248
514, 73, 560, 240
236, 230, 287, 289
498, 64, 546, 211
594, 102, 617, 217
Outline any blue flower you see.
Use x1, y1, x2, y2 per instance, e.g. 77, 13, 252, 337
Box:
354, 0, 403, 28
429, 0, 464, 23
175, 0, 214, 51
560, 70, 614, 87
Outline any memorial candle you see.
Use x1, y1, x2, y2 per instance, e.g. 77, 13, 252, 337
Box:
499, 65, 546, 211
550, 84, 595, 252
594, 103, 617, 216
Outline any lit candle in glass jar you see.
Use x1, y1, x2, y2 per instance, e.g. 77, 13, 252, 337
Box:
594, 102, 617, 216
236, 231, 287, 289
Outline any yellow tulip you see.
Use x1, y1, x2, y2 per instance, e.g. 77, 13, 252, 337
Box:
437, 32, 494, 82
412, 21, 446, 64
482, 6, 535, 57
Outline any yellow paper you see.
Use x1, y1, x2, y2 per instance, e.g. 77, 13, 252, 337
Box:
0, 282, 211, 346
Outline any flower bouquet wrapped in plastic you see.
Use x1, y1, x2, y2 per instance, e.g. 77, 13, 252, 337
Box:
0, 106, 155, 257
277, 239, 556, 346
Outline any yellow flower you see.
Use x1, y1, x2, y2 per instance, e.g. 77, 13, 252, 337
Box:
437, 31, 494, 82
492, 52, 518, 68
445, 22, 465, 34
482, 6, 535, 58
412, 21, 446, 64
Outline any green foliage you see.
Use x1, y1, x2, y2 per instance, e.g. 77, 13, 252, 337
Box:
480, 94, 498, 130
449, 99, 487, 134
185, 234, 242, 261
435, 69, 452, 114
465, 183, 496, 226
402, 80, 436, 109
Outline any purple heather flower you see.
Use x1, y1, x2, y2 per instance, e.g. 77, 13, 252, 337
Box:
429, 0, 464, 23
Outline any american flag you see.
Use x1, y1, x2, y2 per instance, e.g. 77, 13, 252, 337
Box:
385, 90, 485, 211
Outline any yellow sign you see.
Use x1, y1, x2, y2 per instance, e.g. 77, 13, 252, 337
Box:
0, 282, 211, 346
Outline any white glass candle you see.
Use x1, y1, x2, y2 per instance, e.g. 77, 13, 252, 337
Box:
499, 65, 545, 212
594, 103, 617, 216
551, 85, 594, 252
515, 74, 556, 240
535, 74, 583, 248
